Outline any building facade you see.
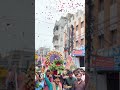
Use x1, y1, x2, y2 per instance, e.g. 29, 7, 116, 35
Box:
86, 0, 120, 90
53, 16, 68, 56
64, 10, 85, 68
36, 47, 50, 57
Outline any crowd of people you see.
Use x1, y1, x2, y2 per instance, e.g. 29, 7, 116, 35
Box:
35, 68, 86, 90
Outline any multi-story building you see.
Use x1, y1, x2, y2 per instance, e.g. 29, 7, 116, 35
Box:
36, 47, 50, 57
64, 10, 85, 68
53, 16, 68, 56
86, 0, 120, 89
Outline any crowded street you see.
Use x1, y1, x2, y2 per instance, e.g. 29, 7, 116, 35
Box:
35, 51, 86, 90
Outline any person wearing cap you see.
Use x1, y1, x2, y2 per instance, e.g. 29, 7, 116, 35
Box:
63, 71, 76, 90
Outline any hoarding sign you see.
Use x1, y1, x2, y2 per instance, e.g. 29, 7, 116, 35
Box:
94, 46, 120, 70
114, 56, 120, 70
91, 56, 114, 70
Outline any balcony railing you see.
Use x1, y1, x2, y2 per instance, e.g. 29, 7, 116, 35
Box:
53, 30, 59, 36
53, 41, 59, 46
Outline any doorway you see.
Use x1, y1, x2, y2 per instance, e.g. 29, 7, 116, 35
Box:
107, 72, 119, 90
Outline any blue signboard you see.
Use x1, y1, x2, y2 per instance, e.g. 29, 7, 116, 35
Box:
114, 56, 120, 70
96, 46, 120, 71
80, 45, 85, 56
80, 45, 85, 50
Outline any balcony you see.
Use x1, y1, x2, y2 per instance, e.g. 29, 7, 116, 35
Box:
53, 30, 59, 36
80, 34, 85, 39
53, 35, 58, 42
53, 41, 59, 46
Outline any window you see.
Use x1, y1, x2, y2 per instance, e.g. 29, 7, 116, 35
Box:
76, 12, 78, 17
111, 0, 116, 5
61, 38, 63, 41
73, 16, 74, 20
76, 41, 79, 47
76, 25, 78, 31
99, 0, 104, 11
56, 26, 58, 30
79, 57, 84, 67
69, 19, 71, 23
98, 34, 104, 48
111, 30, 117, 45
81, 21, 84, 28
81, 39, 84, 45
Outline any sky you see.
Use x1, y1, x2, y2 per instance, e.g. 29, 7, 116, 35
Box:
35, 0, 85, 50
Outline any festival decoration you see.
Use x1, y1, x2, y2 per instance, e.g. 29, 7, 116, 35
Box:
46, 51, 63, 63
46, 51, 64, 75
45, 60, 50, 67
65, 55, 74, 69
49, 60, 65, 75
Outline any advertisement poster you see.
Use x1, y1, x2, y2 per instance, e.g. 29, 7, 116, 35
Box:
114, 56, 120, 70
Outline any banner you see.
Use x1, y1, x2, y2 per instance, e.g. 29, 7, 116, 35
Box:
91, 56, 114, 70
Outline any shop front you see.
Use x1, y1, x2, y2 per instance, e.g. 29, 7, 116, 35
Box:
72, 46, 85, 68
91, 46, 120, 90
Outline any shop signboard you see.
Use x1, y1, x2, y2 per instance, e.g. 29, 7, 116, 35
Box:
93, 46, 120, 70
114, 56, 120, 70
72, 50, 84, 56
91, 56, 114, 70
80, 45, 85, 50
72, 45, 85, 56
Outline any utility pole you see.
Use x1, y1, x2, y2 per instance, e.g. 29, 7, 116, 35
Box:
71, 25, 74, 52
67, 17, 70, 55
86, 0, 94, 72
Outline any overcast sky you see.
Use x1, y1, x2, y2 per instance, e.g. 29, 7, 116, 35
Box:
35, 0, 85, 50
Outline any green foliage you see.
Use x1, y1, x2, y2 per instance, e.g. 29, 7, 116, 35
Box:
70, 65, 77, 70
49, 60, 65, 71
54, 60, 64, 64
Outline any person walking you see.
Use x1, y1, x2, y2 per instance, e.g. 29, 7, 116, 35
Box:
63, 71, 76, 90
6, 68, 16, 90
35, 72, 44, 90
72, 73, 85, 90
52, 76, 62, 90
44, 70, 53, 90
44, 73, 63, 90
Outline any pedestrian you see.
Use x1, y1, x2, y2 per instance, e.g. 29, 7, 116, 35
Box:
44, 69, 53, 90
35, 72, 44, 90
62, 70, 69, 90
72, 73, 85, 90
44, 72, 63, 90
52, 76, 62, 90
6, 68, 16, 90
77, 68, 85, 81
63, 71, 76, 90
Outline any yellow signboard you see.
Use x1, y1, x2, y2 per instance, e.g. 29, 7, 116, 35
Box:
35, 54, 38, 60
0, 67, 8, 78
